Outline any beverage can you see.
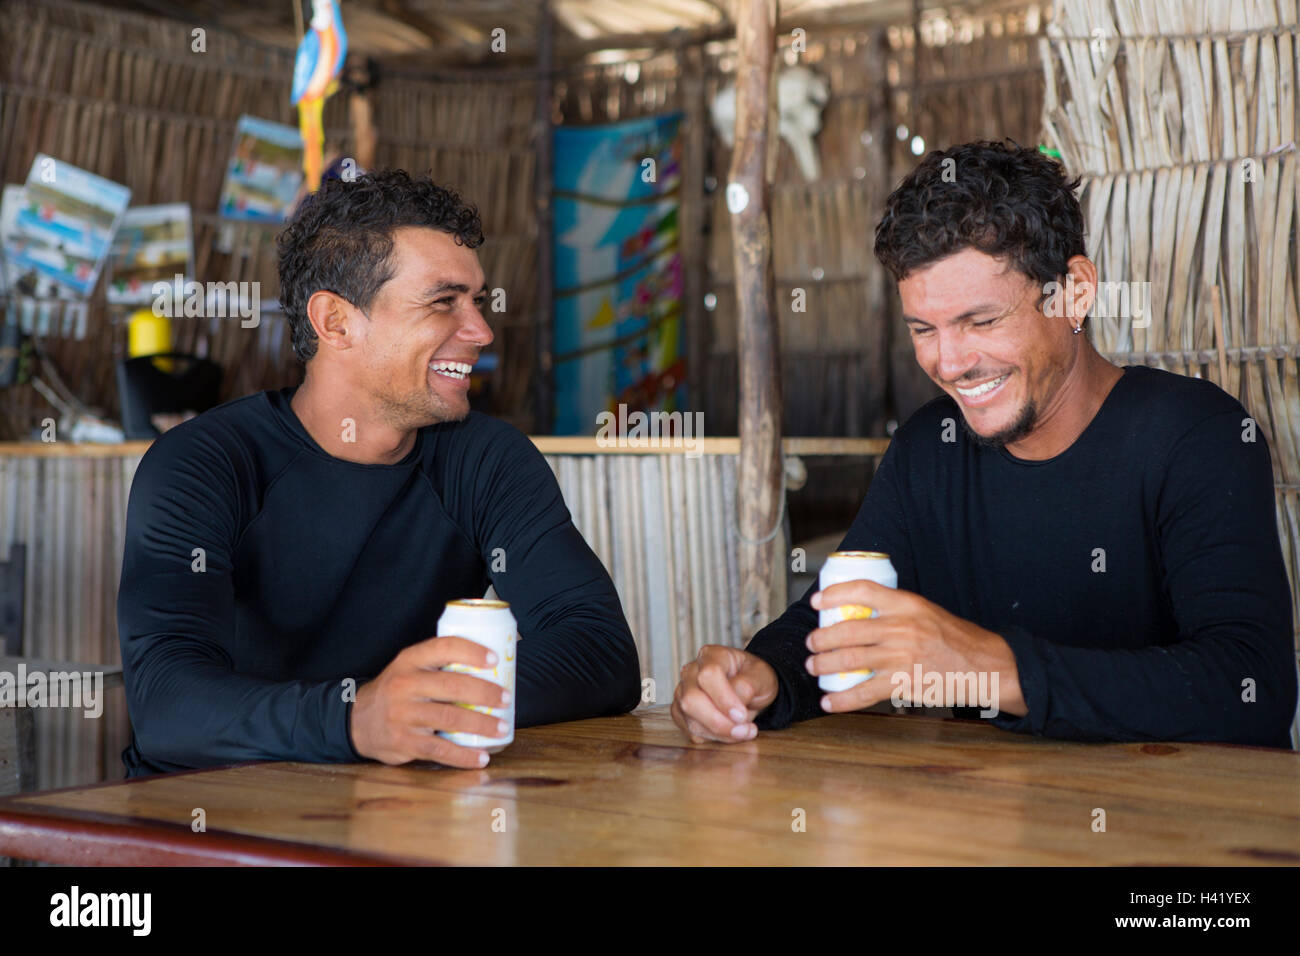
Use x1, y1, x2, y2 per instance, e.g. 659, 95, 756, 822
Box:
816, 551, 898, 693
436, 598, 518, 753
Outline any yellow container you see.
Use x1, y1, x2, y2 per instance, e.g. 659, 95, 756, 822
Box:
128, 309, 173, 373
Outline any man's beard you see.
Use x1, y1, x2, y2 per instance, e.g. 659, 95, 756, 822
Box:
960, 397, 1039, 448
375, 379, 466, 430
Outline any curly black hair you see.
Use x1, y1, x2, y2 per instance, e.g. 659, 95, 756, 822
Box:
874, 140, 1084, 305
276, 170, 484, 363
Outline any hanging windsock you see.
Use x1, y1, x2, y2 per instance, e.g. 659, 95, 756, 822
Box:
291, 0, 348, 192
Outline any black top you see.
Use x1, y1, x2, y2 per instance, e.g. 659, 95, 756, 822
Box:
749, 366, 1297, 748
117, 387, 641, 776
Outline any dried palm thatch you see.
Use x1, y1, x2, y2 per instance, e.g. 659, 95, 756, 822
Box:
0, 454, 134, 790
1041, 0, 1300, 736
1043, 0, 1298, 359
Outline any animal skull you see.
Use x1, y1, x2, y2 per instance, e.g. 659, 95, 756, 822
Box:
710, 66, 831, 182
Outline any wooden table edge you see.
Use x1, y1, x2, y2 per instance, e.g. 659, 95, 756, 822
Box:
3, 711, 1295, 866
0, 802, 429, 867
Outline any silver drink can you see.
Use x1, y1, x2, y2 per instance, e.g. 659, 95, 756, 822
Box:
436, 599, 519, 753
817, 551, 897, 693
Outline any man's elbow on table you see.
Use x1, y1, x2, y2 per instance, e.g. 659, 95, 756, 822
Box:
1190, 633, 1297, 748
612, 636, 643, 715
587, 621, 642, 717
582, 598, 643, 717
120, 672, 187, 772
126, 707, 205, 773
1240, 664, 1298, 748
578, 624, 642, 719
514, 622, 641, 726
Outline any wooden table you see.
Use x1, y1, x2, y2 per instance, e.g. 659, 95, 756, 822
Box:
0, 707, 1296, 866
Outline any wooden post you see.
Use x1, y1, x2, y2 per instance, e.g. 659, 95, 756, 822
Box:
875, 24, 916, 425
533, 0, 555, 433
677, 38, 708, 415
346, 57, 378, 172
872, 26, 894, 210
729, 0, 784, 638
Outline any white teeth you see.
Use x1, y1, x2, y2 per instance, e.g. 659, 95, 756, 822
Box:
430, 361, 472, 378
956, 374, 1007, 398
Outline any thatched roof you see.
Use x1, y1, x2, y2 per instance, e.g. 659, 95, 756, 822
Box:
109, 0, 1023, 64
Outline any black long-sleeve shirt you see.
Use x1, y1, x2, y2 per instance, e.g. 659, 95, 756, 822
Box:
748, 365, 1297, 748
117, 386, 641, 776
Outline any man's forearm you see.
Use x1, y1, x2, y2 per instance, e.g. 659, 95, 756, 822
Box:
125, 648, 358, 770
514, 619, 641, 726
991, 624, 1297, 746
748, 604, 824, 730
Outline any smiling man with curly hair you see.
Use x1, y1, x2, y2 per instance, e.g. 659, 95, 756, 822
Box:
117, 171, 640, 776
674, 140, 1296, 749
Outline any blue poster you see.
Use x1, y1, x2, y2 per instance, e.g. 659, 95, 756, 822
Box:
552, 113, 685, 435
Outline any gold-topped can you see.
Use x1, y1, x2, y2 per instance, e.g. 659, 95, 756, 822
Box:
817, 551, 897, 693
436, 598, 519, 753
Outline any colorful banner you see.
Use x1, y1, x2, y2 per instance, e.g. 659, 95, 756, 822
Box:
552, 113, 685, 435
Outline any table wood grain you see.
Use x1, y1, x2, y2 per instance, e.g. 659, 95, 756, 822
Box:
0, 707, 1296, 866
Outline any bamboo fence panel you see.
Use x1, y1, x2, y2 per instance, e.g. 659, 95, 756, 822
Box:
0, 454, 131, 792
544, 451, 747, 708
1042, 0, 1300, 745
